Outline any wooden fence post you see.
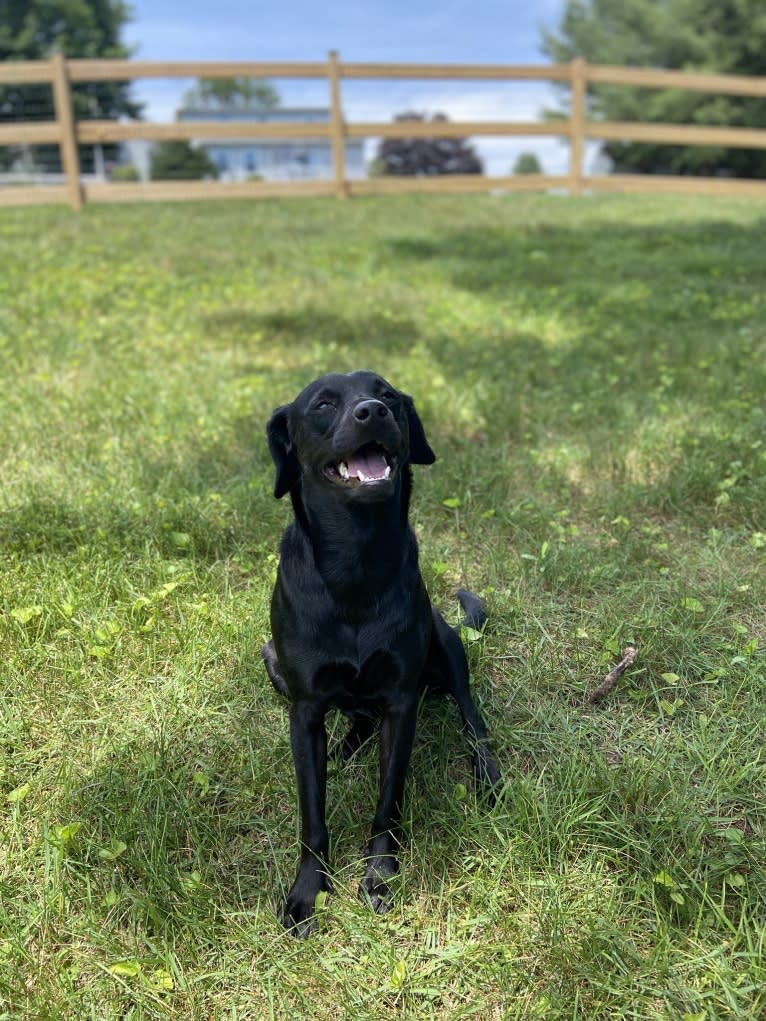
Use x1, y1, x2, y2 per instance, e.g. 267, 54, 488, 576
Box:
328, 50, 348, 198
51, 52, 83, 210
569, 57, 586, 196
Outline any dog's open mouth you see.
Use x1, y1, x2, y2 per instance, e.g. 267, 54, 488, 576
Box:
324, 443, 397, 487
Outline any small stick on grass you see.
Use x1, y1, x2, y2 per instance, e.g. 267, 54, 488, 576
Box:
590, 646, 638, 704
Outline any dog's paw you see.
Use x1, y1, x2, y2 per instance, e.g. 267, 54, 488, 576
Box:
359, 875, 393, 915
359, 856, 397, 914
281, 872, 332, 938
473, 750, 502, 806
281, 899, 320, 938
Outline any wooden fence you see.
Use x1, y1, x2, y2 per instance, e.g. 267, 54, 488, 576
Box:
2, 52, 766, 209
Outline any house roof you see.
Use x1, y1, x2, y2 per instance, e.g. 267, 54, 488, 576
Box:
174, 104, 363, 154
177, 106, 330, 122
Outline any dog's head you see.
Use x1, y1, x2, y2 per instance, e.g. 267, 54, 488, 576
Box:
267, 371, 435, 502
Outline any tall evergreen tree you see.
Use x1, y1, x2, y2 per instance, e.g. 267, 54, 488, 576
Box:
543, 0, 766, 177
0, 0, 141, 172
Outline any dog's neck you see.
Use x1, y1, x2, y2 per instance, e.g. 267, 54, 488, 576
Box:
290, 468, 415, 596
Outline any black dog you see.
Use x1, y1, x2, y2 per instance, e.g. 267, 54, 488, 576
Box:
262, 370, 500, 935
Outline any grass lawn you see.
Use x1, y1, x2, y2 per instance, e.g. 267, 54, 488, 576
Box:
1, 192, 765, 1020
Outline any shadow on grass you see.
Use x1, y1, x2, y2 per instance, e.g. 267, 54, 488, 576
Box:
64, 667, 490, 936
204, 307, 421, 360
382, 217, 766, 296
65, 698, 292, 932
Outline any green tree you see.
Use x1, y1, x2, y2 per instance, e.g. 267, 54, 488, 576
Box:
149, 141, 218, 181
543, 0, 766, 177
181, 77, 280, 111
0, 0, 141, 172
513, 152, 543, 174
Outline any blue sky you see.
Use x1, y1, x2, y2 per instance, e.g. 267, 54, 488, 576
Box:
124, 0, 578, 175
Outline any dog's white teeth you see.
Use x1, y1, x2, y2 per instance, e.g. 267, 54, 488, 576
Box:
384, 465, 391, 479
339, 462, 349, 479
357, 469, 368, 482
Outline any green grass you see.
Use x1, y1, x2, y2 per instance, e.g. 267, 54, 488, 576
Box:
1, 192, 765, 1020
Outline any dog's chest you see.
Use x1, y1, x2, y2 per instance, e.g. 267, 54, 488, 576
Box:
314, 648, 402, 711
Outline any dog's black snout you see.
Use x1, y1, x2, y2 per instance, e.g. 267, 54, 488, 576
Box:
353, 399, 389, 423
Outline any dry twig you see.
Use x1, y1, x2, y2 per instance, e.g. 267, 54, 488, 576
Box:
590, 646, 638, 704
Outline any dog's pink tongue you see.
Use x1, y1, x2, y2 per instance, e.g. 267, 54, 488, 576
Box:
346, 450, 388, 479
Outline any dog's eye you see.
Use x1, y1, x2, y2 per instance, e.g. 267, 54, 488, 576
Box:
382, 390, 398, 402
313, 399, 335, 412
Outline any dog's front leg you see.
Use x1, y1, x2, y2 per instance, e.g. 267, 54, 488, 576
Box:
360, 693, 418, 913
283, 700, 331, 937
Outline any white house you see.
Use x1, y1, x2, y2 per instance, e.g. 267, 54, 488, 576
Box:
175, 105, 366, 181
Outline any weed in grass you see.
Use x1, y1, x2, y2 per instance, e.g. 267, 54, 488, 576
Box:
1, 194, 765, 1019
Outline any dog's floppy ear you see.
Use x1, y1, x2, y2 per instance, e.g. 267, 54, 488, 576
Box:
403, 394, 436, 465
267, 405, 301, 498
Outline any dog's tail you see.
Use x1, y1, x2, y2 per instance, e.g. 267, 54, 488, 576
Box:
456, 588, 487, 632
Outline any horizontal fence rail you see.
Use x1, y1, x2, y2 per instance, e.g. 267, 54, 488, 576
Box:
1, 53, 766, 208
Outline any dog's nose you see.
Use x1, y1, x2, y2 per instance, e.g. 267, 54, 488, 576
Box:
353, 399, 389, 423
